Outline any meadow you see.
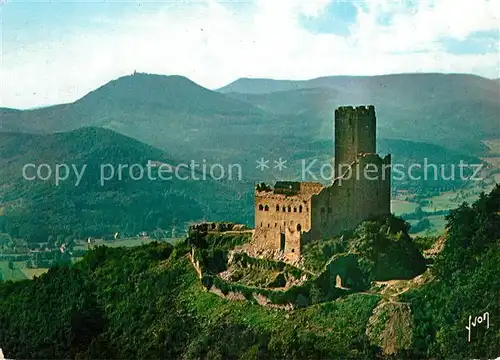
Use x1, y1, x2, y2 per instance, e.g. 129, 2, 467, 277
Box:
391, 200, 418, 215
0, 261, 28, 281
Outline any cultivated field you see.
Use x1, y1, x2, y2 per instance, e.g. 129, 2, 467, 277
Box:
391, 200, 418, 215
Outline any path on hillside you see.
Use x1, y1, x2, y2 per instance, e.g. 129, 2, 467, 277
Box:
364, 274, 431, 355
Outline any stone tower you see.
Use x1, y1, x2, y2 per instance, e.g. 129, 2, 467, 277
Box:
252, 104, 390, 263
334, 105, 376, 169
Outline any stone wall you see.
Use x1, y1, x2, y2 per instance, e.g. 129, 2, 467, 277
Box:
253, 182, 324, 258
189, 247, 296, 310
310, 152, 391, 239
189, 222, 247, 235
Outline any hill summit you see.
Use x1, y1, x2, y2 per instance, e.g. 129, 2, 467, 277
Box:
78, 73, 264, 116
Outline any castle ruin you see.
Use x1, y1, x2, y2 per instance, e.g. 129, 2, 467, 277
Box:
253, 105, 391, 261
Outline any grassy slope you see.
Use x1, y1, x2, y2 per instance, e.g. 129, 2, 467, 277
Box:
0, 243, 382, 359
0, 185, 498, 359
0, 261, 27, 281
402, 186, 500, 359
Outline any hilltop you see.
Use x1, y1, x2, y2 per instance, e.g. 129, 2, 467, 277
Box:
1, 72, 496, 163
2, 73, 264, 133
0, 73, 289, 171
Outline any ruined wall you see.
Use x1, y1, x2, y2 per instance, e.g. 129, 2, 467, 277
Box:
334, 105, 376, 168
253, 182, 324, 258
189, 222, 246, 234
253, 190, 311, 257
189, 248, 295, 310
310, 153, 391, 239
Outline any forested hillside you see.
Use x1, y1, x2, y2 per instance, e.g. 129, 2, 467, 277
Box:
403, 185, 500, 359
0, 185, 497, 359
0, 127, 251, 242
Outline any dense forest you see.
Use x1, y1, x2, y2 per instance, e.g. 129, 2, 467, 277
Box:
0, 185, 498, 359
0, 128, 251, 242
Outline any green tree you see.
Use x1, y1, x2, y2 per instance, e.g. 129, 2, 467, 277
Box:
7, 261, 14, 278
47, 235, 55, 249
56, 235, 65, 248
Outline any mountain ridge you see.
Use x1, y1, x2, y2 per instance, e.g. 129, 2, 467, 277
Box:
218, 73, 500, 154
0, 72, 496, 182
217, 72, 498, 94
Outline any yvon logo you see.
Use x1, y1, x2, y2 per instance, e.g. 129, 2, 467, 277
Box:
466, 312, 490, 342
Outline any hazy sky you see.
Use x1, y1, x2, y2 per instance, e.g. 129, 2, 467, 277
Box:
1, 0, 499, 109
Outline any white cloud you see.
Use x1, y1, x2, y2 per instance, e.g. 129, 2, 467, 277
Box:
1, 0, 499, 109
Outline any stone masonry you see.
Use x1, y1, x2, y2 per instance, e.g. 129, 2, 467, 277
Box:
253, 105, 391, 262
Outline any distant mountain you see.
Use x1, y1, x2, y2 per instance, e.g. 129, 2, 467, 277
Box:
79, 73, 265, 117
217, 73, 498, 97
219, 73, 500, 154
0, 73, 293, 169
1, 73, 264, 133
0, 72, 492, 198
0, 108, 21, 119
0, 127, 251, 242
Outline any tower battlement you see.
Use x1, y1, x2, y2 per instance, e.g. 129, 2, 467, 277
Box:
334, 105, 375, 117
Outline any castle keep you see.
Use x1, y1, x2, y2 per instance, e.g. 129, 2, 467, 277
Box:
253, 105, 391, 261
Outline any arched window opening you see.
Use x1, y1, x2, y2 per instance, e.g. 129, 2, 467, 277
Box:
276, 204, 280, 211
258, 204, 264, 211
282, 206, 286, 212
288, 206, 291, 212
293, 207, 297, 212
299, 205, 303, 213
297, 224, 302, 232
264, 205, 269, 211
